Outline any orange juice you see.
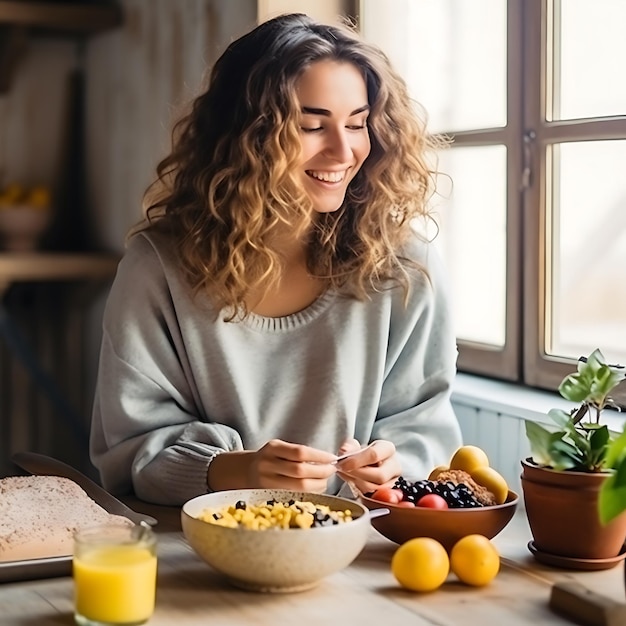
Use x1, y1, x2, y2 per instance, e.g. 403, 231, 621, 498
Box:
73, 525, 157, 625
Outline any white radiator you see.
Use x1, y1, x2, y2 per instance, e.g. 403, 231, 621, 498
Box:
452, 399, 532, 495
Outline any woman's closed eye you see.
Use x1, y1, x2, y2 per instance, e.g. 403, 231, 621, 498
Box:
300, 123, 367, 133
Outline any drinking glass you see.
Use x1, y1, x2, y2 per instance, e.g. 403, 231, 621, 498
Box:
73, 523, 157, 626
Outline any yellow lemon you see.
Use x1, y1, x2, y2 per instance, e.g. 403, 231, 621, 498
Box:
450, 534, 500, 587
449, 445, 490, 474
470, 466, 509, 504
391, 537, 449, 592
428, 464, 449, 480
391, 537, 450, 591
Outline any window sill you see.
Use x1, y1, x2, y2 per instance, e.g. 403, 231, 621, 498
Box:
452, 373, 625, 431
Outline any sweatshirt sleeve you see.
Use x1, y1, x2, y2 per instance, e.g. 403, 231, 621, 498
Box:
369, 240, 463, 480
90, 234, 243, 505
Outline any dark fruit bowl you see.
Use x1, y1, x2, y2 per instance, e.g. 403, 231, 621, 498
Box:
358, 490, 519, 551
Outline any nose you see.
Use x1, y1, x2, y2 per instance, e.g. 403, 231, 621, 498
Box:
324, 127, 353, 162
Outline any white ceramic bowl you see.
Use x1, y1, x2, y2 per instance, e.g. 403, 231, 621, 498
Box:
181, 489, 371, 592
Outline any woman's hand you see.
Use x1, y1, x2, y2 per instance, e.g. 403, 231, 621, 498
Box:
250, 439, 339, 492
335, 439, 402, 495
208, 439, 338, 493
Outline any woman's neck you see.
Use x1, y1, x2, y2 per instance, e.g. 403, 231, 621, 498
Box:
246, 229, 326, 317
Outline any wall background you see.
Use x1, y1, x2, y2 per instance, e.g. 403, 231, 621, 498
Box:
0, 1, 352, 475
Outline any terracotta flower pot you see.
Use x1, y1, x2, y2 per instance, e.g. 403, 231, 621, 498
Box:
520, 458, 626, 561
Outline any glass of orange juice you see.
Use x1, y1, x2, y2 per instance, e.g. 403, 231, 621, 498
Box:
73, 523, 157, 626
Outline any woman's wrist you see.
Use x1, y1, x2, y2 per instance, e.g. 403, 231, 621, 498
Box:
207, 450, 253, 491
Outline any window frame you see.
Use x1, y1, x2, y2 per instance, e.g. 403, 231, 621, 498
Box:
522, 0, 626, 405
450, 0, 524, 382
356, 0, 626, 405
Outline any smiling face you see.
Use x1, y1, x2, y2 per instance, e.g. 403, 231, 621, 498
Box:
295, 60, 371, 214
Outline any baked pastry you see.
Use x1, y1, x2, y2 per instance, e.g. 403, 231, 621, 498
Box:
0, 475, 131, 561
434, 469, 497, 506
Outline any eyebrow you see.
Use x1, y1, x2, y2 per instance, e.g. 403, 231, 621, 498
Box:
301, 105, 370, 117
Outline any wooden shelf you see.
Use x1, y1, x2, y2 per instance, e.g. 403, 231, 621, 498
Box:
0, 1, 122, 93
0, 252, 119, 291
0, 1, 122, 35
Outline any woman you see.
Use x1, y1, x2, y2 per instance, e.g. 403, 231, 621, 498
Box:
90, 13, 462, 505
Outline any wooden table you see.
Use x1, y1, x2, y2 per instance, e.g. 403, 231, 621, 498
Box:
1, 501, 624, 626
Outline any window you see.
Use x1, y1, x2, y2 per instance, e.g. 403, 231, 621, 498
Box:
359, 0, 626, 404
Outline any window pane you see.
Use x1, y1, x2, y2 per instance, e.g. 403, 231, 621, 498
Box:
553, 0, 626, 120
434, 146, 507, 345
548, 140, 626, 365
359, 0, 507, 133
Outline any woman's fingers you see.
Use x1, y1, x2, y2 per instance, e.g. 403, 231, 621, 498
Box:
335, 439, 402, 493
334, 439, 394, 471
337, 438, 361, 456
250, 440, 338, 491
263, 439, 337, 464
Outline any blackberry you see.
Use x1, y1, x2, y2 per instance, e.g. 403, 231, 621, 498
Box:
313, 509, 336, 527
393, 476, 413, 500
392, 475, 484, 509
439, 481, 482, 508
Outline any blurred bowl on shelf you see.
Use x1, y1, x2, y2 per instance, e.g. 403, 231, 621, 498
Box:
0, 205, 51, 252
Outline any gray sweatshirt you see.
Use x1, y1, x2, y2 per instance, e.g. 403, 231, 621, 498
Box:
90, 229, 462, 505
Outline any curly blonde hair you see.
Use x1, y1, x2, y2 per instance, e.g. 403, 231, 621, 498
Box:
138, 13, 442, 319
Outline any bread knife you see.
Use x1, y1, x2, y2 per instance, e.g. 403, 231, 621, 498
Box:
11, 451, 158, 527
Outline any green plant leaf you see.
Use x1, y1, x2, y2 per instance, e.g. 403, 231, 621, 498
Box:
598, 425, 626, 524
559, 350, 602, 402
614, 457, 626, 487
525, 420, 560, 466
589, 425, 610, 454
559, 375, 592, 404
550, 440, 582, 470
558, 349, 625, 408
547, 408, 573, 428
606, 426, 626, 467
599, 471, 626, 525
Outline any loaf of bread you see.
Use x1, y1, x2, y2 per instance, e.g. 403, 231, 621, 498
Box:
0, 475, 132, 562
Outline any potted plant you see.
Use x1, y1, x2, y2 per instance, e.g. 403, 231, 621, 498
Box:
521, 349, 626, 566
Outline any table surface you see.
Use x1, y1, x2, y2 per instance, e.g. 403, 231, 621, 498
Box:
1, 500, 624, 626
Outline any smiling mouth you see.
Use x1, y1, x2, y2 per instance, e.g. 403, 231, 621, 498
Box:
306, 170, 347, 183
